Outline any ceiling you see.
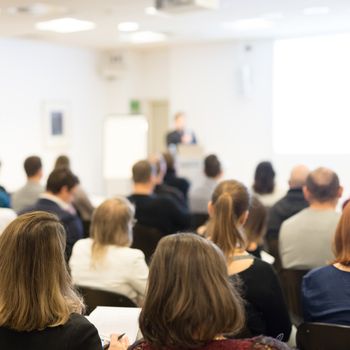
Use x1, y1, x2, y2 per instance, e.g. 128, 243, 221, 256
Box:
1, 0, 350, 50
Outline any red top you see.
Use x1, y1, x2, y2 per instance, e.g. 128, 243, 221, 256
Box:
131, 336, 291, 350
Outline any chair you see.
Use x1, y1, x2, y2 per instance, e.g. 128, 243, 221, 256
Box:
279, 268, 309, 326
297, 322, 350, 350
131, 223, 164, 264
76, 285, 137, 314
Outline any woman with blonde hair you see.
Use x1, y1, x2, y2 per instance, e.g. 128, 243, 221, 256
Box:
207, 180, 291, 341
69, 197, 148, 305
302, 202, 350, 324
0, 211, 101, 349
110, 234, 291, 350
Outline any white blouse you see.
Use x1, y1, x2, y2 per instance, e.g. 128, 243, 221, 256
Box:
69, 238, 148, 304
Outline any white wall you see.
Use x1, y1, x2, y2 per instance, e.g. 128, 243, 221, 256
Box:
0, 38, 106, 194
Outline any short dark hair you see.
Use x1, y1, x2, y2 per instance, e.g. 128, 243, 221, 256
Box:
204, 154, 221, 178
132, 160, 153, 184
162, 152, 175, 172
139, 234, 245, 349
253, 161, 275, 194
54, 155, 70, 170
46, 168, 79, 194
24, 156, 42, 177
306, 167, 340, 203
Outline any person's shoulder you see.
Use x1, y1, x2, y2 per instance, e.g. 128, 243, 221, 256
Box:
304, 265, 334, 282
281, 207, 309, 228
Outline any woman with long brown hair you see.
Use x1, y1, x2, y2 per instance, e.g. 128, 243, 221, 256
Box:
207, 180, 291, 341
69, 197, 148, 305
302, 202, 350, 324
0, 211, 101, 349
110, 233, 290, 350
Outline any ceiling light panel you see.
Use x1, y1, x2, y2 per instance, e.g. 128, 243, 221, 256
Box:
36, 17, 96, 33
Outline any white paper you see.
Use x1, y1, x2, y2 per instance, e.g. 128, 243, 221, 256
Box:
87, 306, 141, 343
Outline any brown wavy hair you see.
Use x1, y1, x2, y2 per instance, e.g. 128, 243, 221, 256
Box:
207, 180, 250, 258
0, 212, 83, 331
139, 233, 245, 349
333, 202, 350, 266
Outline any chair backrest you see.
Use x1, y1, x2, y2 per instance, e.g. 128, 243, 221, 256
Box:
76, 285, 137, 314
297, 322, 350, 350
280, 268, 309, 326
131, 223, 164, 264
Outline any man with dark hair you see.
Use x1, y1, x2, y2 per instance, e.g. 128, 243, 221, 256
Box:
166, 112, 197, 146
20, 168, 83, 259
279, 167, 342, 269
190, 154, 223, 214
12, 156, 44, 212
128, 160, 190, 235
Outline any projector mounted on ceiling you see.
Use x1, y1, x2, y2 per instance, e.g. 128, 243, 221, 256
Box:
155, 0, 220, 13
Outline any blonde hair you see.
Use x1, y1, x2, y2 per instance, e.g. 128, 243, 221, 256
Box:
207, 180, 250, 258
0, 212, 83, 331
90, 197, 135, 264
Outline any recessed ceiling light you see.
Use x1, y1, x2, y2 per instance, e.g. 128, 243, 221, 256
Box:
303, 6, 330, 15
36, 17, 96, 33
118, 22, 139, 32
120, 31, 167, 44
222, 18, 274, 31
145, 7, 158, 15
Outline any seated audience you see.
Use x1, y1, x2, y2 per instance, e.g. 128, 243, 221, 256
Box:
163, 151, 190, 203
0, 212, 102, 349
279, 167, 342, 269
0, 161, 10, 208
20, 168, 83, 259
149, 154, 186, 209
190, 154, 223, 214
70, 197, 148, 305
128, 160, 190, 235
54, 155, 94, 224
0, 208, 16, 234
208, 180, 291, 341
244, 196, 267, 259
113, 233, 291, 350
266, 165, 309, 269
252, 161, 284, 207
12, 156, 44, 212
302, 203, 350, 325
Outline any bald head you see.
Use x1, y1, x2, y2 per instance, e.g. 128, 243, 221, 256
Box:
305, 167, 341, 203
289, 165, 310, 189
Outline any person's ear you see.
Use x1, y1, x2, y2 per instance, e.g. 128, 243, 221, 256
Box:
207, 201, 214, 217
303, 185, 310, 201
338, 186, 344, 198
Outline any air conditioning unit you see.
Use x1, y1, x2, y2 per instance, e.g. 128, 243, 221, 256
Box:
99, 51, 127, 80
155, 0, 219, 13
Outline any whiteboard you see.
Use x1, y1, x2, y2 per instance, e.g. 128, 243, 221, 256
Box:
103, 115, 148, 180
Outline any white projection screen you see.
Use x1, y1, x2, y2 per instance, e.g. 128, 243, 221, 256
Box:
273, 34, 350, 154
103, 115, 148, 195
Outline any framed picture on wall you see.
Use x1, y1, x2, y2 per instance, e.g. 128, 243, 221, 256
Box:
43, 101, 70, 148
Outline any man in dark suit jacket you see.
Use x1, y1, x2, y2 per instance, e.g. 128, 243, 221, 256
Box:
166, 112, 197, 146
20, 168, 83, 260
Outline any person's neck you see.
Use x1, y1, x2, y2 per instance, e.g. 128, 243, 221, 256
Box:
28, 175, 41, 183
133, 183, 153, 195
309, 201, 337, 210
334, 263, 350, 272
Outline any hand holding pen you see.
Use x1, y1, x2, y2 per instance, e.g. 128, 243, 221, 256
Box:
107, 333, 129, 350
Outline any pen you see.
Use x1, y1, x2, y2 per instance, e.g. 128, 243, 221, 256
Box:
118, 333, 126, 341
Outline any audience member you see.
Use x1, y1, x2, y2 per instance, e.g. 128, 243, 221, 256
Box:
208, 180, 291, 341
279, 167, 342, 269
149, 154, 186, 209
190, 154, 223, 214
70, 197, 148, 305
166, 111, 197, 146
252, 161, 283, 207
244, 196, 267, 259
12, 156, 44, 213
0, 161, 10, 208
0, 212, 101, 349
113, 233, 291, 350
163, 151, 190, 203
0, 208, 16, 234
128, 160, 190, 235
20, 168, 83, 259
302, 202, 350, 325
266, 165, 309, 268
54, 154, 94, 224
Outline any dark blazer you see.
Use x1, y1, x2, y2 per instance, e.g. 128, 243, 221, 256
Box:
166, 130, 197, 146
164, 170, 190, 203
0, 313, 101, 350
20, 198, 83, 259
